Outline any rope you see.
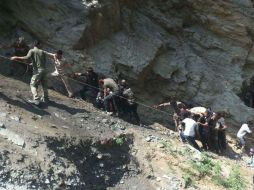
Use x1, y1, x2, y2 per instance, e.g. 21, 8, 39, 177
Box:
66, 76, 171, 116
0, 54, 30, 65
0, 54, 30, 76
2, 54, 254, 144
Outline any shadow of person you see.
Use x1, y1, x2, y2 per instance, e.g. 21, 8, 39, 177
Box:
0, 92, 50, 116
44, 100, 90, 115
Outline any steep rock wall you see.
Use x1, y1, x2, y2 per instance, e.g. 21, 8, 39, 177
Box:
1, 0, 254, 126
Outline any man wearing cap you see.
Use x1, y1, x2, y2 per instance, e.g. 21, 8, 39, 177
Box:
237, 123, 252, 150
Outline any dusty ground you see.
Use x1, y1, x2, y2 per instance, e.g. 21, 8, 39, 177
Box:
0, 74, 253, 190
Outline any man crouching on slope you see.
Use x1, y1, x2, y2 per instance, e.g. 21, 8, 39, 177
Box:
11, 40, 54, 105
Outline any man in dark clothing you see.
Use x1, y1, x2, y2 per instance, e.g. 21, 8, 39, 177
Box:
75, 67, 99, 102
197, 110, 211, 151
1, 37, 30, 76
120, 80, 140, 125
208, 112, 227, 154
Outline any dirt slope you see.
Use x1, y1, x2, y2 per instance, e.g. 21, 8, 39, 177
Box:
0, 74, 253, 190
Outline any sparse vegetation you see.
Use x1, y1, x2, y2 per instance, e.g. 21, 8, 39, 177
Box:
115, 137, 124, 146
183, 172, 192, 188
191, 153, 214, 177
227, 167, 246, 190
187, 153, 246, 190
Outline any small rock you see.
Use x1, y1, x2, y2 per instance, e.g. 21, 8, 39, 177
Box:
31, 115, 38, 120
61, 125, 69, 129
146, 137, 152, 142
156, 177, 162, 182
119, 125, 126, 130
97, 154, 103, 159
158, 144, 165, 148
10, 116, 21, 122
45, 179, 50, 184
120, 180, 124, 184
102, 119, 108, 123
0, 123, 5, 129
0, 113, 7, 118
37, 115, 42, 119
54, 113, 60, 118
99, 163, 104, 168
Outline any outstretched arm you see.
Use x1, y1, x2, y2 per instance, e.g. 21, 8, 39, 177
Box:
43, 51, 55, 58
10, 49, 32, 62
153, 102, 171, 108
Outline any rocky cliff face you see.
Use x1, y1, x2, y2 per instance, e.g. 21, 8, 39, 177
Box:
1, 0, 254, 126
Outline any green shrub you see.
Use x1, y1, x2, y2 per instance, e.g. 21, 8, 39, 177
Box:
212, 162, 229, 188
192, 154, 214, 177
115, 137, 124, 146
227, 167, 246, 190
183, 172, 192, 188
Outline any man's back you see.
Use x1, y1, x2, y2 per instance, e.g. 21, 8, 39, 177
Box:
183, 118, 197, 137
87, 72, 98, 88
26, 47, 46, 72
103, 78, 119, 92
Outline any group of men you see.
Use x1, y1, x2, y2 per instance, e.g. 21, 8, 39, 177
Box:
156, 101, 254, 153
4, 38, 140, 124
156, 101, 230, 153
2, 37, 253, 150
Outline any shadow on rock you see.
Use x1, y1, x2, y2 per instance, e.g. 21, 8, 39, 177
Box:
0, 92, 50, 116
46, 100, 89, 115
46, 135, 136, 190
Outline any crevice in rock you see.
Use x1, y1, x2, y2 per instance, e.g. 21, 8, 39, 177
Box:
238, 77, 254, 108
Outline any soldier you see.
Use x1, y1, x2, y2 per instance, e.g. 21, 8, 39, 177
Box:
11, 40, 53, 105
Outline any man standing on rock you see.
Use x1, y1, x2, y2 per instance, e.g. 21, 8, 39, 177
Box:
11, 40, 52, 105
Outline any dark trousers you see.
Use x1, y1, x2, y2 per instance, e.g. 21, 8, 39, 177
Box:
218, 130, 226, 150
200, 129, 209, 150
127, 103, 140, 125
104, 91, 119, 112
186, 136, 201, 151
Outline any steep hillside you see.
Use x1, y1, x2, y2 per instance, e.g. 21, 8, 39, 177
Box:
0, 74, 252, 190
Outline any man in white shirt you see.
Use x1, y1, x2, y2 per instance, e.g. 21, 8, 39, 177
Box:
50, 50, 74, 98
180, 117, 200, 151
237, 123, 252, 149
